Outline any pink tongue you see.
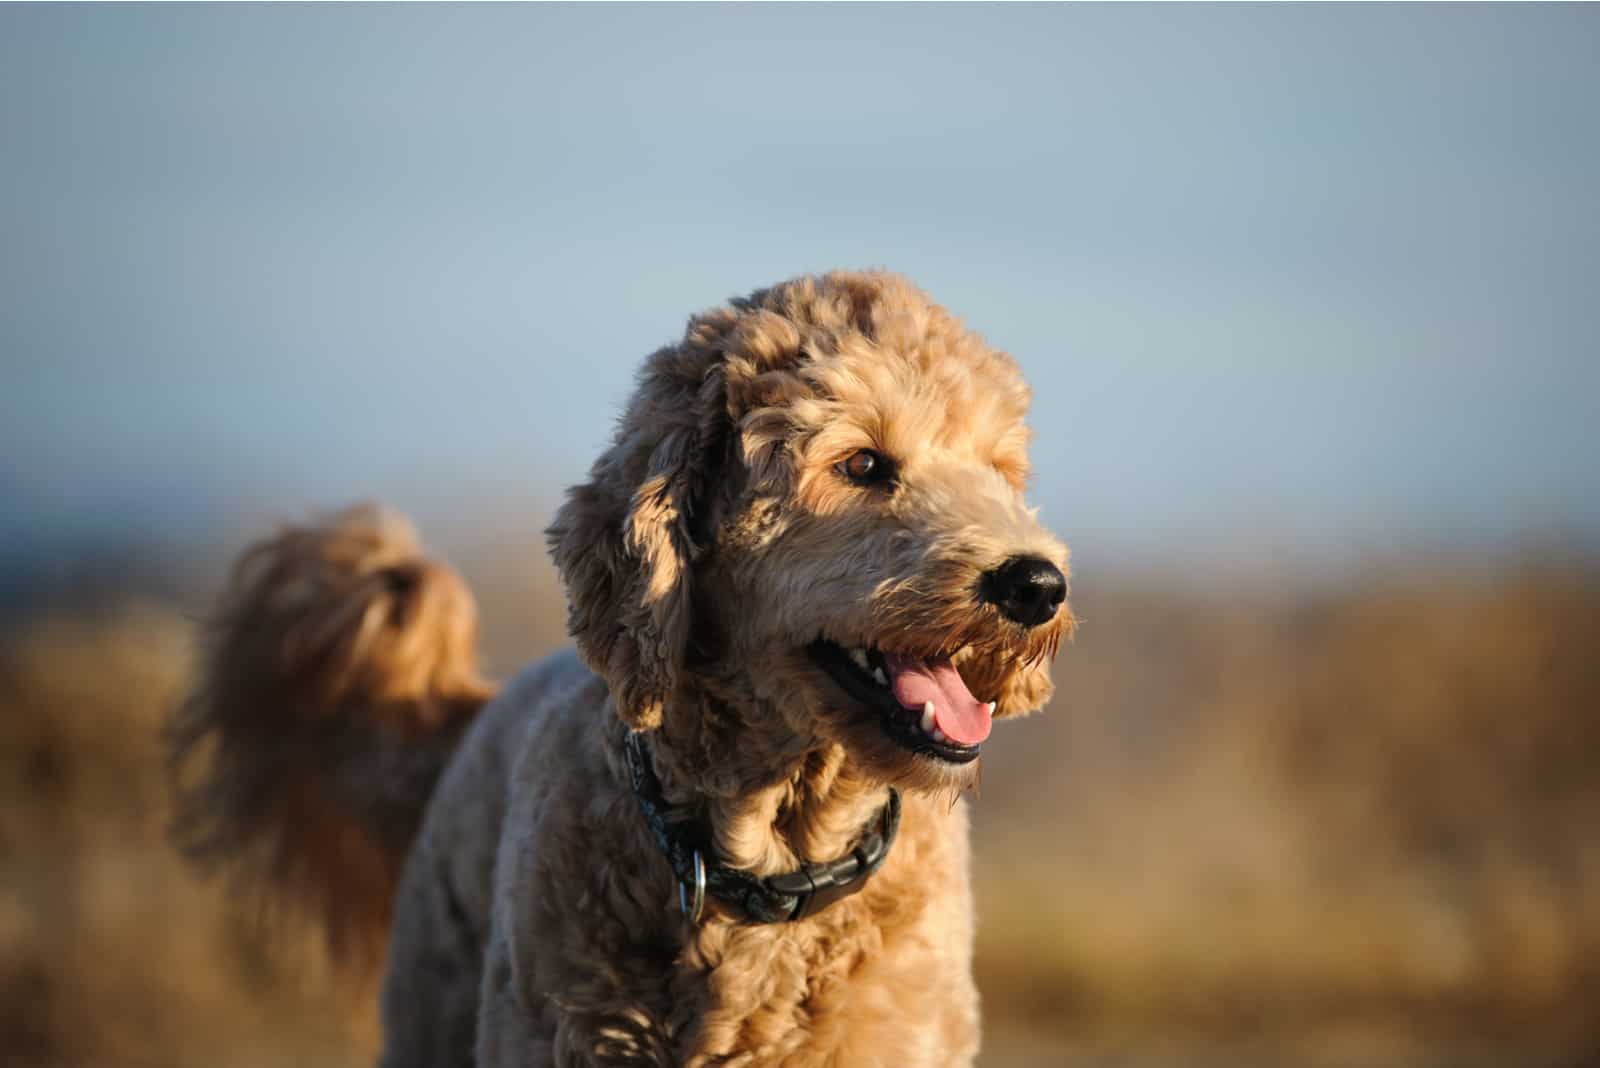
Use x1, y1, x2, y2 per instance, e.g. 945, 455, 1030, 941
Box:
883, 653, 992, 746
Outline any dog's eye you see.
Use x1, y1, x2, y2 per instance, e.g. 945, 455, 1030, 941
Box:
837, 449, 894, 488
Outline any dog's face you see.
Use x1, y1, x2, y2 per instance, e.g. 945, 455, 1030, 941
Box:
549, 272, 1071, 794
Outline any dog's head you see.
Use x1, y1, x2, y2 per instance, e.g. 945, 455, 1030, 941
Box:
548, 272, 1071, 793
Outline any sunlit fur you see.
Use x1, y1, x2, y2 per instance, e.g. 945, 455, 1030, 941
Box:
171, 271, 1073, 1066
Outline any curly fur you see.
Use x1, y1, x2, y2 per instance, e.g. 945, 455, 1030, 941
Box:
171, 271, 1073, 1066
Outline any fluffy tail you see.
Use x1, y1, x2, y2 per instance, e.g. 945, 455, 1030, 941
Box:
168, 503, 495, 977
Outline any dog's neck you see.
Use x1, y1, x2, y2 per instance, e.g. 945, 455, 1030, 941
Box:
620, 691, 892, 878
706, 742, 890, 876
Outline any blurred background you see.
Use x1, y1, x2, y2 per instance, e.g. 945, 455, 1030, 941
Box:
2, 5, 1597, 1066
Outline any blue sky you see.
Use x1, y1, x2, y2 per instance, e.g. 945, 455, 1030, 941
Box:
3, 5, 1596, 568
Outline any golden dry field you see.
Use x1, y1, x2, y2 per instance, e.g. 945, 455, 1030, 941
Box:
3, 542, 1597, 1067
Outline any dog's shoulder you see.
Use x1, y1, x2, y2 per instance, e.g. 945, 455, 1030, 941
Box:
404, 648, 606, 918
439, 648, 606, 821
482, 648, 602, 749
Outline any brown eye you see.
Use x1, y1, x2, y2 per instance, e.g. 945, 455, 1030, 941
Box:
837, 449, 894, 487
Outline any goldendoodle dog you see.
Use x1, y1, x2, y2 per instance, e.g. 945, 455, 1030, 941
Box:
170, 271, 1073, 1067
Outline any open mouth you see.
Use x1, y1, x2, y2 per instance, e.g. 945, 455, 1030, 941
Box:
807, 639, 992, 765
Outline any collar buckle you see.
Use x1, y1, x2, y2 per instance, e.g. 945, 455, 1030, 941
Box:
678, 848, 706, 925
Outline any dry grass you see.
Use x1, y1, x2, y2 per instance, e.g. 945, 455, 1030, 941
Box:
2, 546, 1596, 1066
972, 562, 1600, 1064
0, 601, 365, 1068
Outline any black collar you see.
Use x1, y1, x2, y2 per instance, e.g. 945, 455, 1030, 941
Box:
623, 731, 900, 925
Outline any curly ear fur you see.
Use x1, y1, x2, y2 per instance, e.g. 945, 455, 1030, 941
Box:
546, 328, 733, 730
168, 503, 493, 977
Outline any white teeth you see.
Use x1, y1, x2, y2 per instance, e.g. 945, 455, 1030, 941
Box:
930, 727, 948, 743
920, 701, 936, 733
849, 648, 869, 671
986, 701, 996, 715
872, 667, 888, 686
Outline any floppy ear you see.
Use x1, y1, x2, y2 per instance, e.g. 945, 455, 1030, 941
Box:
546, 344, 730, 730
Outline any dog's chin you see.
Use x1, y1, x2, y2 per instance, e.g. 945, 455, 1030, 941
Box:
803, 640, 985, 796
832, 711, 983, 795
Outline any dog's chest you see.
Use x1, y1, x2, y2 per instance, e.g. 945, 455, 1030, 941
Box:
671, 901, 979, 1067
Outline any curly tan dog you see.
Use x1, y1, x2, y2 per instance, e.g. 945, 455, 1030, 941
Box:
170, 271, 1073, 1067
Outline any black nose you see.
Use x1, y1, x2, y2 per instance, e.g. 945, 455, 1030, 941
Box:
979, 556, 1067, 628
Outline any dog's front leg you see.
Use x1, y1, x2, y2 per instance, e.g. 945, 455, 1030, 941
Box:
475, 934, 559, 1068
476, 931, 676, 1068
